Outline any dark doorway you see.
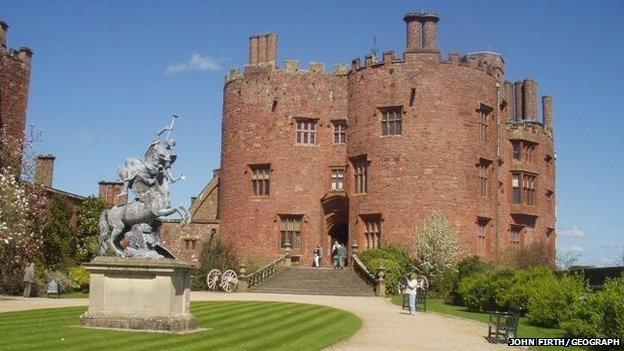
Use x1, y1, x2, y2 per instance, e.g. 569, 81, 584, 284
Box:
330, 222, 348, 247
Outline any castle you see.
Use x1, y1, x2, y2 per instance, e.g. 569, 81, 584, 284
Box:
214, 12, 556, 265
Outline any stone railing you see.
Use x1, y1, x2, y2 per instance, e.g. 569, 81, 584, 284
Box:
237, 254, 289, 292
350, 244, 386, 296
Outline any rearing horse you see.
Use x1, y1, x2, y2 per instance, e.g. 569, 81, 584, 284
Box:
99, 170, 190, 257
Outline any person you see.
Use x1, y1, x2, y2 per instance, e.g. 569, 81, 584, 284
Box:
22, 262, 35, 298
313, 244, 323, 267
331, 241, 340, 269
337, 243, 348, 269
405, 273, 421, 315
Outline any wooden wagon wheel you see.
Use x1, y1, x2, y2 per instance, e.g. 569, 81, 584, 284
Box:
220, 269, 238, 292
207, 269, 222, 291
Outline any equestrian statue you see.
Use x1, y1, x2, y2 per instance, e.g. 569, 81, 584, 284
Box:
99, 114, 190, 259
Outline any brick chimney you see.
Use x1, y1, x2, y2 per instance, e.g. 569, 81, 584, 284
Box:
403, 13, 423, 52
0, 20, 8, 49
249, 33, 278, 68
35, 154, 55, 188
514, 81, 524, 121
403, 12, 440, 52
421, 13, 440, 51
542, 96, 553, 129
523, 79, 538, 121
98, 181, 127, 206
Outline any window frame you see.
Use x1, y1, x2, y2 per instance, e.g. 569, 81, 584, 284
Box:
330, 168, 345, 191
478, 104, 493, 143
362, 217, 381, 250
295, 118, 317, 145
279, 215, 303, 249
352, 156, 368, 194
332, 120, 347, 144
380, 106, 403, 136
250, 164, 271, 197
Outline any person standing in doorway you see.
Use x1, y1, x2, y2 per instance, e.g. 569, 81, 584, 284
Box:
337, 243, 348, 269
22, 262, 35, 298
332, 241, 340, 269
313, 244, 323, 267
405, 273, 421, 315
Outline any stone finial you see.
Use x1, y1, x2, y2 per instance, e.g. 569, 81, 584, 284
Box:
285, 60, 299, 73
309, 62, 325, 73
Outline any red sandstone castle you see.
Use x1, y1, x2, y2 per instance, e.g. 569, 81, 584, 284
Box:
216, 12, 556, 265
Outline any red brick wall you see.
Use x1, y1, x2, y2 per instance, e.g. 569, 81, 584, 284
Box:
0, 21, 32, 169
217, 13, 556, 266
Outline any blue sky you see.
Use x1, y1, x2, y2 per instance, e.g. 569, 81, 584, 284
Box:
2, 1, 623, 267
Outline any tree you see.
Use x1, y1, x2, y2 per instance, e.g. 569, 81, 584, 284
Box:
41, 195, 75, 268
413, 213, 461, 279
0, 166, 48, 294
75, 197, 109, 263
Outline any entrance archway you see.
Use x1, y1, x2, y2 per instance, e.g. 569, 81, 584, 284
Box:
322, 193, 349, 266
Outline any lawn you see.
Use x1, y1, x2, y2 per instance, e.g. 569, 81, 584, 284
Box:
0, 301, 362, 351
390, 296, 587, 351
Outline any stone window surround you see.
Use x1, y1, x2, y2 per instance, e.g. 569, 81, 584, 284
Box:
380, 106, 403, 136
295, 117, 318, 145
250, 163, 271, 197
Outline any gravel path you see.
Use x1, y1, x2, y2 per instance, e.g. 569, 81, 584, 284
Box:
0, 293, 518, 350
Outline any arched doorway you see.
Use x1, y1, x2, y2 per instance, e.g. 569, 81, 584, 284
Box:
322, 193, 349, 266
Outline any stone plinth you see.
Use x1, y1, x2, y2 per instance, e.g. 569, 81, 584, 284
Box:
80, 257, 198, 332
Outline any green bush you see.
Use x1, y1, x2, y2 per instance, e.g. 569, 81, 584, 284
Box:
458, 268, 515, 312
525, 272, 591, 328
359, 245, 413, 295
67, 266, 90, 293
497, 266, 555, 312
562, 275, 624, 349
442, 256, 490, 305
191, 238, 238, 291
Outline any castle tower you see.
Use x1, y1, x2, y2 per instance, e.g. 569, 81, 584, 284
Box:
217, 12, 556, 265
0, 20, 33, 170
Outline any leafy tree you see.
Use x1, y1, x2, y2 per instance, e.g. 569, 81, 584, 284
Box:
75, 197, 109, 263
413, 213, 461, 279
191, 238, 238, 290
41, 195, 75, 269
498, 241, 553, 269
359, 245, 413, 295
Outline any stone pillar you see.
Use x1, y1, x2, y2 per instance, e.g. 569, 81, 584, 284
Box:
376, 266, 386, 296
35, 154, 55, 188
523, 79, 538, 121
403, 13, 423, 52
237, 263, 248, 292
421, 13, 440, 51
249, 36, 258, 66
350, 242, 359, 266
284, 241, 292, 267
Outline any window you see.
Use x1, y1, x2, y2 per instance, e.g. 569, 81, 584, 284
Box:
512, 172, 537, 205
331, 169, 345, 190
477, 218, 490, 256
478, 104, 493, 142
511, 140, 536, 162
185, 239, 197, 251
364, 219, 381, 249
251, 164, 270, 196
353, 157, 368, 194
381, 107, 402, 136
279, 215, 302, 248
332, 120, 347, 144
296, 119, 317, 145
510, 225, 522, 246
478, 159, 490, 197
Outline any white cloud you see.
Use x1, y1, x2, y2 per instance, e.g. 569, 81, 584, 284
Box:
562, 245, 584, 253
164, 53, 222, 75
558, 226, 585, 237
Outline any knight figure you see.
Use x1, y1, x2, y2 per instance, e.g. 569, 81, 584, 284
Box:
99, 114, 190, 259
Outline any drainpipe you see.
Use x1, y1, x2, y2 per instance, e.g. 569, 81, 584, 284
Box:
494, 81, 501, 261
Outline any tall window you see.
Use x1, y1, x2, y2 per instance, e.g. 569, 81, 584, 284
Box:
364, 219, 381, 249
511, 140, 536, 162
510, 225, 522, 246
331, 169, 345, 190
478, 104, 492, 142
332, 120, 347, 144
280, 215, 302, 248
251, 164, 270, 196
381, 107, 403, 136
185, 238, 197, 251
296, 119, 317, 145
478, 160, 490, 197
477, 218, 489, 256
353, 157, 368, 194
512, 142, 521, 160
512, 172, 537, 205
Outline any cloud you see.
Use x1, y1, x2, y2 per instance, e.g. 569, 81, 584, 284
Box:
558, 226, 585, 237
562, 245, 584, 253
164, 53, 222, 75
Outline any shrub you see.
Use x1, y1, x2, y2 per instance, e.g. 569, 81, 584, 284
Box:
442, 256, 490, 305
525, 272, 591, 328
562, 274, 624, 349
498, 266, 555, 312
459, 268, 515, 312
67, 266, 90, 293
359, 245, 413, 295
497, 241, 552, 269
191, 238, 238, 291
413, 213, 461, 280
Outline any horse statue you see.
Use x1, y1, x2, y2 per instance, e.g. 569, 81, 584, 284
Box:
98, 115, 190, 258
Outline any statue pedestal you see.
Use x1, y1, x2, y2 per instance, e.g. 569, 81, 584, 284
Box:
80, 257, 198, 332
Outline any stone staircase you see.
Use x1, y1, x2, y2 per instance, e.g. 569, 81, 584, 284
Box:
249, 267, 375, 296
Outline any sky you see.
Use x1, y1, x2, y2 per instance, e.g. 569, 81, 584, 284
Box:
2, 1, 623, 267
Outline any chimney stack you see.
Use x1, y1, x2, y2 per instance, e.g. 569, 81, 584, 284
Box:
35, 154, 55, 188
248, 33, 278, 68
0, 20, 7, 49
542, 96, 553, 129
523, 79, 538, 121
98, 181, 127, 206
403, 12, 440, 52
514, 81, 524, 121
